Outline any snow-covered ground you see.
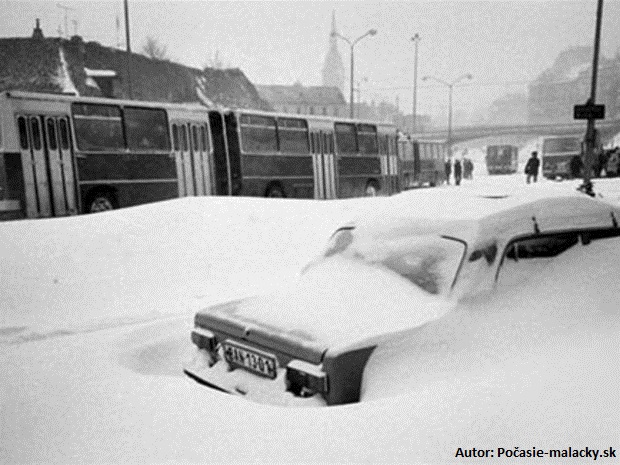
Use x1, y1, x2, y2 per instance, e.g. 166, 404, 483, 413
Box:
1, 173, 619, 464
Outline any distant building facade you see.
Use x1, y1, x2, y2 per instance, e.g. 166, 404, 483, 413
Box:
256, 83, 347, 117
321, 11, 345, 96
528, 46, 620, 123
0, 20, 272, 110
486, 93, 528, 126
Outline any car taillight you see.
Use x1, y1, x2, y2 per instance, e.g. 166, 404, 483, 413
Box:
286, 359, 328, 397
191, 327, 217, 352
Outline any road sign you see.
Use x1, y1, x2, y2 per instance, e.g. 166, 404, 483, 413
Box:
574, 103, 605, 120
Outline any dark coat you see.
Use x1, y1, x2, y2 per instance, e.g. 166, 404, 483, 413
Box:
454, 160, 462, 177
525, 157, 540, 175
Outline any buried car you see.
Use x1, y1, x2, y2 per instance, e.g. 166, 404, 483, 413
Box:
184, 188, 620, 406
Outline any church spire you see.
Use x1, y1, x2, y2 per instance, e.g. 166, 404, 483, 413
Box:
322, 10, 345, 95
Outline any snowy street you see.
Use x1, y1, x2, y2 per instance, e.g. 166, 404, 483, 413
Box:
1, 171, 619, 463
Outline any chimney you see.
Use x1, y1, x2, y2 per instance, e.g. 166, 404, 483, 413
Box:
32, 18, 44, 40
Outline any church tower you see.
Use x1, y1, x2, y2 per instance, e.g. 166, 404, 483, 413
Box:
322, 11, 345, 95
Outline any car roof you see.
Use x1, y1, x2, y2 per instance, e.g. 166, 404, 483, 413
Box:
347, 185, 620, 248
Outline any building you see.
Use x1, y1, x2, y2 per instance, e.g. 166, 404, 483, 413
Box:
528, 46, 620, 123
486, 93, 528, 126
0, 20, 272, 110
321, 11, 345, 96
255, 83, 346, 117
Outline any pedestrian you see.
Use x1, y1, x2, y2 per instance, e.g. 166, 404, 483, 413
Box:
454, 158, 462, 186
570, 155, 583, 179
524, 151, 540, 184
468, 158, 474, 180
444, 159, 452, 185
607, 149, 620, 177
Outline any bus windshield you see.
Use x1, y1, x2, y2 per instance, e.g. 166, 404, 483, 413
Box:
542, 137, 581, 155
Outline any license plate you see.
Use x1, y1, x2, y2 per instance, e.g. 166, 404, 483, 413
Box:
222, 340, 278, 379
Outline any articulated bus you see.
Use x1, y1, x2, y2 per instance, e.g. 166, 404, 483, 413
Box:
398, 136, 447, 188
485, 145, 519, 175
0, 90, 400, 220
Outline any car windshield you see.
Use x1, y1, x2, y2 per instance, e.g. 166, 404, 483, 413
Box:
317, 227, 466, 295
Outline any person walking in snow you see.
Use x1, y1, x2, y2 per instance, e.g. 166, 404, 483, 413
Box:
454, 158, 462, 186
525, 151, 540, 184
444, 159, 452, 185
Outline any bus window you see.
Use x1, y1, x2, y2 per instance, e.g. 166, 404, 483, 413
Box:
357, 124, 378, 155
124, 107, 170, 151
278, 118, 309, 154
17, 117, 28, 149
30, 118, 42, 150
335, 123, 357, 155
72, 103, 124, 151
181, 125, 188, 152
46, 119, 58, 150
172, 124, 180, 151
201, 125, 210, 153
239, 114, 277, 153
59, 119, 70, 150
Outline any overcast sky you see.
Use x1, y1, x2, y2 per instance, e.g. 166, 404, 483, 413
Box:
3, 0, 620, 124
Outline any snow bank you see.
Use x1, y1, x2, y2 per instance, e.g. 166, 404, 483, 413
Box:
1, 175, 619, 463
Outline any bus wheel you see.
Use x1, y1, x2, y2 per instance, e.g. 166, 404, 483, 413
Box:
265, 185, 285, 198
365, 181, 380, 197
86, 190, 117, 213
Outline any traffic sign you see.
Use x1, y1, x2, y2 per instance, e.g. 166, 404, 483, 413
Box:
574, 103, 605, 120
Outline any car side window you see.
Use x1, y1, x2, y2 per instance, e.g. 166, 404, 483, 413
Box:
497, 232, 579, 287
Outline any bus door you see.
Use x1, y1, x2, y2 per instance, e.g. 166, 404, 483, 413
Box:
179, 124, 195, 196
321, 131, 336, 199
17, 115, 52, 217
199, 124, 213, 195
44, 116, 77, 215
223, 113, 242, 195
189, 124, 206, 196
379, 139, 391, 195
208, 111, 231, 195
310, 132, 323, 199
386, 135, 399, 194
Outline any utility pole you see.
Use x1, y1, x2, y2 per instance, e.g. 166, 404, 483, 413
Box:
411, 34, 420, 133
579, 0, 605, 197
123, 0, 133, 98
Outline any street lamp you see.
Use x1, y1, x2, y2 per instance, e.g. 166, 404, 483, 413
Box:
411, 33, 420, 133
355, 77, 368, 118
421, 73, 472, 157
332, 28, 377, 118
123, 0, 133, 98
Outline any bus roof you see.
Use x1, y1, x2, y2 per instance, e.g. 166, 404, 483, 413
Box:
2, 90, 212, 113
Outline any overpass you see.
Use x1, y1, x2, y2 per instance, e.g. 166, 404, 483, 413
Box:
411, 119, 620, 145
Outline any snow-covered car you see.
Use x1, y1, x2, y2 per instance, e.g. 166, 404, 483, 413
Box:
184, 188, 620, 406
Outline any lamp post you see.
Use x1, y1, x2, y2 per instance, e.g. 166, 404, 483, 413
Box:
332, 28, 377, 118
411, 33, 420, 133
123, 0, 133, 98
355, 77, 368, 118
421, 73, 472, 157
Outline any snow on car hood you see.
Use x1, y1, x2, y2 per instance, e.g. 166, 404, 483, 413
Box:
209, 255, 455, 350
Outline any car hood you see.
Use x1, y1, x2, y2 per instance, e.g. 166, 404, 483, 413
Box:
197, 256, 455, 351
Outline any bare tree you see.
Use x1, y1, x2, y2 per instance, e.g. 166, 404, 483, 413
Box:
142, 36, 169, 60
203, 50, 227, 70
